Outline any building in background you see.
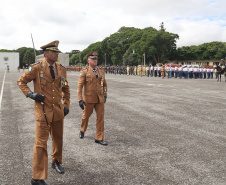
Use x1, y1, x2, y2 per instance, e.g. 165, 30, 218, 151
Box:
0, 52, 19, 70
36, 53, 69, 66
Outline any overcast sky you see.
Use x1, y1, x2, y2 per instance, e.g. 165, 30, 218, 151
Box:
0, 0, 225, 52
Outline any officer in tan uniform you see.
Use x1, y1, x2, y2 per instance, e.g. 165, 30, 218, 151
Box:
77, 51, 108, 146
161, 65, 165, 78
17, 40, 70, 185
137, 65, 141, 76
127, 65, 130, 75
134, 66, 137, 75
142, 65, 146, 76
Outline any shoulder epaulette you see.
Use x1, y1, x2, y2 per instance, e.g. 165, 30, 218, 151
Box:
60, 64, 66, 69
98, 67, 104, 72
30, 61, 41, 66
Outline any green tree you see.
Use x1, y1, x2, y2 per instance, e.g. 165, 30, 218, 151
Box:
23, 50, 33, 66
80, 42, 104, 65
0, 49, 14, 52
68, 26, 225, 65
101, 27, 140, 65
133, 26, 179, 64
66, 50, 80, 58
69, 53, 81, 65
176, 42, 226, 60
100, 25, 179, 65
16, 47, 41, 67
16, 47, 27, 67
123, 50, 138, 66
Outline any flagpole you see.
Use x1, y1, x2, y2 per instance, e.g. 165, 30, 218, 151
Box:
31, 33, 36, 62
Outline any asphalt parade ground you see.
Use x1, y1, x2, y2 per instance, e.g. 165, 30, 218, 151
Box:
0, 69, 226, 185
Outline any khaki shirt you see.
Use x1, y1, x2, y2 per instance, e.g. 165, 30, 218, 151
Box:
17, 60, 70, 122
77, 66, 107, 103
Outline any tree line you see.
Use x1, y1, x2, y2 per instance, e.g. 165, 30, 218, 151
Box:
70, 24, 226, 66
1, 23, 226, 67
176, 42, 226, 60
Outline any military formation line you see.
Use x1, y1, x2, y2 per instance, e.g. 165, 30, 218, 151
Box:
100, 65, 226, 80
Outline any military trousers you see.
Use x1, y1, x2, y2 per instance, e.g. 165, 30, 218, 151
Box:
81, 102, 105, 140
203, 72, 206, 79
32, 119, 64, 180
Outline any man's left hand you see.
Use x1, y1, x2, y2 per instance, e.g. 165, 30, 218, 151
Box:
64, 107, 69, 116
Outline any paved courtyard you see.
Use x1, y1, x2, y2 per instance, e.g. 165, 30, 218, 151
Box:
0, 69, 226, 185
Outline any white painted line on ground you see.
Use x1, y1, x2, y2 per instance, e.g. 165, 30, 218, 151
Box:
0, 70, 6, 110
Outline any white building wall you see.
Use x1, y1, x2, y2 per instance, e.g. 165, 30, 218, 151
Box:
36, 53, 69, 67
0, 52, 19, 70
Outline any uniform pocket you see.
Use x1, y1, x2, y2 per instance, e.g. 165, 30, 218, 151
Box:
34, 107, 46, 121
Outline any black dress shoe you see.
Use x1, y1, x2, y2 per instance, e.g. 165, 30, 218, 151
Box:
52, 161, 64, 174
95, 140, 108, 146
79, 131, 84, 139
31, 179, 47, 185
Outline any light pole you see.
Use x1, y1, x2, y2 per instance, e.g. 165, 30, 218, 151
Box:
144, 52, 145, 66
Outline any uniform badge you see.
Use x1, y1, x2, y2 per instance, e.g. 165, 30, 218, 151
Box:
40, 71, 44, 78
61, 77, 65, 87
28, 67, 32, 72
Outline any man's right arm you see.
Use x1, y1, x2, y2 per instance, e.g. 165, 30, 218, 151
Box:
77, 70, 86, 101
77, 70, 86, 110
17, 65, 45, 102
17, 66, 37, 97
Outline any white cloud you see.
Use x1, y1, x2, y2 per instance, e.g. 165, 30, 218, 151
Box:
0, 0, 225, 52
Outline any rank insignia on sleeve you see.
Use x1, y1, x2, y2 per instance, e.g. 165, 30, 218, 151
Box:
28, 67, 32, 72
